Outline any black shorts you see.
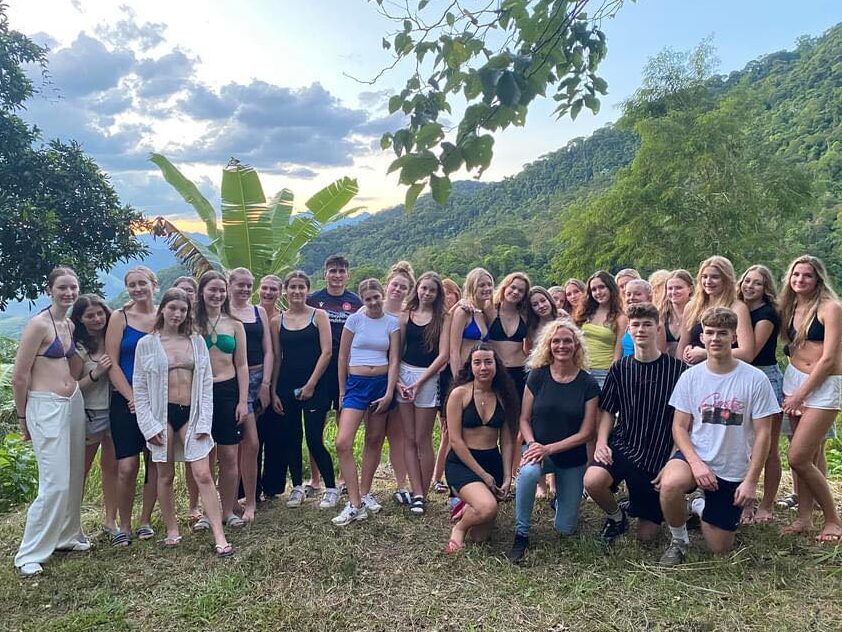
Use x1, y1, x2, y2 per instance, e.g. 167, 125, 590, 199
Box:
110, 390, 145, 460
672, 451, 742, 532
593, 446, 663, 524
212, 377, 242, 445
439, 367, 453, 414
322, 356, 341, 412
506, 366, 527, 407
445, 447, 503, 492
168, 403, 191, 433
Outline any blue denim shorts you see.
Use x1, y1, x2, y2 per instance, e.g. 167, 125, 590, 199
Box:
247, 367, 264, 414
342, 374, 395, 411
756, 364, 784, 406
589, 368, 609, 390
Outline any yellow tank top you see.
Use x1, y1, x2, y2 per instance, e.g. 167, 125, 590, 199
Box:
581, 322, 616, 369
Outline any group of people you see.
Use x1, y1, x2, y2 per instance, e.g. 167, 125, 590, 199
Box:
10, 252, 841, 576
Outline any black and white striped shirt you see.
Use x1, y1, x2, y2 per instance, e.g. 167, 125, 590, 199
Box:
598, 354, 686, 474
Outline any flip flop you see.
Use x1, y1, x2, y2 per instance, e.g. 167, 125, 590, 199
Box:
111, 531, 131, 547
192, 517, 212, 532
214, 543, 235, 558
443, 539, 465, 555
163, 535, 182, 548
450, 499, 466, 522
224, 515, 246, 529
136, 525, 155, 540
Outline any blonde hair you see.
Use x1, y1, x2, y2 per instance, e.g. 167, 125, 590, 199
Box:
615, 268, 641, 284
260, 274, 282, 289
493, 272, 531, 316
779, 255, 839, 345
685, 256, 738, 328
648, 269, 670, 314
526, 318, 590, 371
737, 264, 778, 307
358, 278, 384, 297
124, 265, 157, 286
462, 267, 494, 309
661, 269, 694, 325
228, 267, 254, 282
386, 260, 416, 287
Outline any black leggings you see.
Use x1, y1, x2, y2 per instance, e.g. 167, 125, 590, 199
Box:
265, 395, 335, 492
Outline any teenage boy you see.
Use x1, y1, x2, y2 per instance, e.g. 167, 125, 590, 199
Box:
658, 306, 779, 565
305, 255, 362, 493
584, 302, 686, 543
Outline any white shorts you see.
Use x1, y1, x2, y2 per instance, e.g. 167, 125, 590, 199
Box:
783, 364, 842, 411
396, 362, 439, 408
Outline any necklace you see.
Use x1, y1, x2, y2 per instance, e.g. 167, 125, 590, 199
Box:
209, 313, 222, 345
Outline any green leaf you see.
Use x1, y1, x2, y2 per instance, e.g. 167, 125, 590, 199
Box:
220, 159, 274, 271
446, 12, 455, 26
388, 95, 402, 114
418, 0, 429, 9
479, 67, 502, 101
415, 122, 444, 149
380, 133, 393, 150
496, 71, 521, 107
398, 151, 438, 185
571, 98, 584, 120
430, 174, 452, 205
404, 182, 425, 214
592, 76, 608, 94
440, 142, 463, 174
461, 134, 494, 173
151, 217, 223, 277
149, 153, 219, 242
382, 37, 391, 50
583, 94, 600, 114
268, 188, 294, 242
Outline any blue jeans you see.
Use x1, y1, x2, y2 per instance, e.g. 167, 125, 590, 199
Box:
515, 457, 586, 537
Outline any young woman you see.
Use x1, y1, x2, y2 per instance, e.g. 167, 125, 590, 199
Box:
614, 269, 641, 305
564, 279, 586, 316
525, 286, 559, 353
432, 279, 462, 494
228, 268, 273, 522
382, 261, 415, 505
443, 344, 517, 553
258, 274, 283, 323
173, 276, 198, 306
70, 294, 118, 536
574, 272, 626, 388
662, 270, 694, 358
105, 266, 159, 546
270, 271, 336, 509
507, 319, 599, 562
547, 286, 566, 313
676, 256, 754, 365
449, 268, 494, 377
12, 267, 87, 576
332, 279, 401, 526
648, 269, 671, 314
133, 289, 233, 557
737, 265, 783, 525
778, 255, 842, 542
195, 270, 250, 528
486, 272, 531, 405
397, 272, 450, 514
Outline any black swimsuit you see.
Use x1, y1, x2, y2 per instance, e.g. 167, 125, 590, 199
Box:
444, 386, 506, 491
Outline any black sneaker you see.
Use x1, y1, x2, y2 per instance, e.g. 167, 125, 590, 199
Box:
600, 509, 629, 544
506, 534, 529, 564
659, 538, 688, 566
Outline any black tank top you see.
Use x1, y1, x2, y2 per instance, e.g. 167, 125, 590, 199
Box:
242, 306, 264, 366
277, 311, 320, 393
403, 314, 438, 367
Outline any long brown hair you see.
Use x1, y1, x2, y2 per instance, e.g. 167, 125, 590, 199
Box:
452, 343, 518, 432
575, 271, 622, 332
71, 294, 111, 354
195, 270, 230, 335
404, 271, 446, 353
779, 255, 839, 345
493, 272, 531, 320
526, 286, 559, 338
154, 288, 194, 336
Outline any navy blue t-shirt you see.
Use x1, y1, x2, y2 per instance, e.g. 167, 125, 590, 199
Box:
306, 289, 362, 352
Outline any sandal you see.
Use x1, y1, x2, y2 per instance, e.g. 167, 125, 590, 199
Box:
410, 496, 426, 515
450, 499, 466, 522
214, 543, 235, 558
443, 538, 465, 555
224, 515, 246, 529
777, 494, 798, 510
111, 531, 131, 547
433, 480, 448, 494
163, 535, 182, 548
192, 517, 212, 532
136, 525, 155, 540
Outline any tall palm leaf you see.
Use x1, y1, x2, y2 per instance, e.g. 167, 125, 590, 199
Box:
149, 153, 220, 243
220, 159, 275, 272
150, 217, 223, 277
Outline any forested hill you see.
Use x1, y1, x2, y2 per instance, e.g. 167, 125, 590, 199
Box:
300, 23, 842, 286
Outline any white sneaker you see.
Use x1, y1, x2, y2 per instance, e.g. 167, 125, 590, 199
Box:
331, 502, 368, 526
58, 537, 92, 552
17, 562, 43, 577
286, 485, 306, 508
362, 493, 382, 514
319, 487, 340, 509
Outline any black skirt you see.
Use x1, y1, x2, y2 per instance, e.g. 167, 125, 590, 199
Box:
445, 447, 503, 491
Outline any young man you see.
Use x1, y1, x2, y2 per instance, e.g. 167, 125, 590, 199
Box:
658, 306, 779, 565
305, 255, 362, 494
584, 303, 686, 544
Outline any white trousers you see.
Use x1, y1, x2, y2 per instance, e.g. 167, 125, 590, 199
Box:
15, 388, 86, 568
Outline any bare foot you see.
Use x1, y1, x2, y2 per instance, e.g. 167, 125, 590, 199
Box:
780, 519, 812, 536
753, 507, 775, 524
815, 522, 842, 544
242, 507, 256, 523
740, 502, 757, 525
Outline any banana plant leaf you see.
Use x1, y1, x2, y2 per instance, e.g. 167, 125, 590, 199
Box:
151, 217, 223, 277
269, 188, 294, 248
149, 153, 220, 243
219, 159, 275, 274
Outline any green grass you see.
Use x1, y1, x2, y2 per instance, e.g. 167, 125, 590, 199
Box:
1, 431, 841, 631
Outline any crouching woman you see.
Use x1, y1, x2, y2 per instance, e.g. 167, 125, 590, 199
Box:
133, 289, 233, 557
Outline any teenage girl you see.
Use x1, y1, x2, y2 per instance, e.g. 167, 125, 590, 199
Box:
661, 270, 694, 358
778, 255, 842, 543
228, 268, 273, 522
270, 271, 337, 509
564, 279, 586, 316
397, 272, 450, 513
105, 266, 159, 546
332, 279, 401, 526
547, 286, 566, 313
450, 268, 494, 377
195, 270, 250, 528
70, 294, 118, 536
575, 272, 627, 389
13, 267, 87, 576
648, 269, 671, 314
258, 274, 283, 324
486, 272, 531, 405
432, 279, 462, 493
133, 288, 233, 557
525, 286, 559, 354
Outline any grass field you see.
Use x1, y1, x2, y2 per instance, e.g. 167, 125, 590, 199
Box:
1, 422, 841, 631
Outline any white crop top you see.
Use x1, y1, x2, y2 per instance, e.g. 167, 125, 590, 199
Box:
344, 311, 399, 366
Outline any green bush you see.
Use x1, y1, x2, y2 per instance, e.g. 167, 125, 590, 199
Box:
0, 433, 38, 513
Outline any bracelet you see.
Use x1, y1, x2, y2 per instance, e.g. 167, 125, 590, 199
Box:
261, 382, 270, 387
89, 370, 100, 382
17, 415, 26, 420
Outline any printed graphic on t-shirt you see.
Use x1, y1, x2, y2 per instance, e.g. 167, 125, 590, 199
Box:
699, 392, 744, 427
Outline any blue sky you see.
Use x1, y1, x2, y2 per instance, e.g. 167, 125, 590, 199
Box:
8, 0, 841, 230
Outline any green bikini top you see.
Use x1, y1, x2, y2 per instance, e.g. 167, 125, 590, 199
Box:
204, 317, 236, 354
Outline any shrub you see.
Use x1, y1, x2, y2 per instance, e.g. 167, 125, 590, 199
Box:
0, 433, 38, 513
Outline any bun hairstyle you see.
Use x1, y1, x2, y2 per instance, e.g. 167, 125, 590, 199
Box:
387, 260, 416, 287
123, 265, 158, 286
228, 267, 254, 282
154, 287, 194, 336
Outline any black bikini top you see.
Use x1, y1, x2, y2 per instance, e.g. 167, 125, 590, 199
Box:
461, 385, 505, 429
488, 315, 527, 343
787, 315, 825, 343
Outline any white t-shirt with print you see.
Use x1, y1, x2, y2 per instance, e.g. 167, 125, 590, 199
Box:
669, 360, 781, 482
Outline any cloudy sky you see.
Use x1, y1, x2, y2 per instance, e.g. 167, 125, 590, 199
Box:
8, 0, 840, 231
